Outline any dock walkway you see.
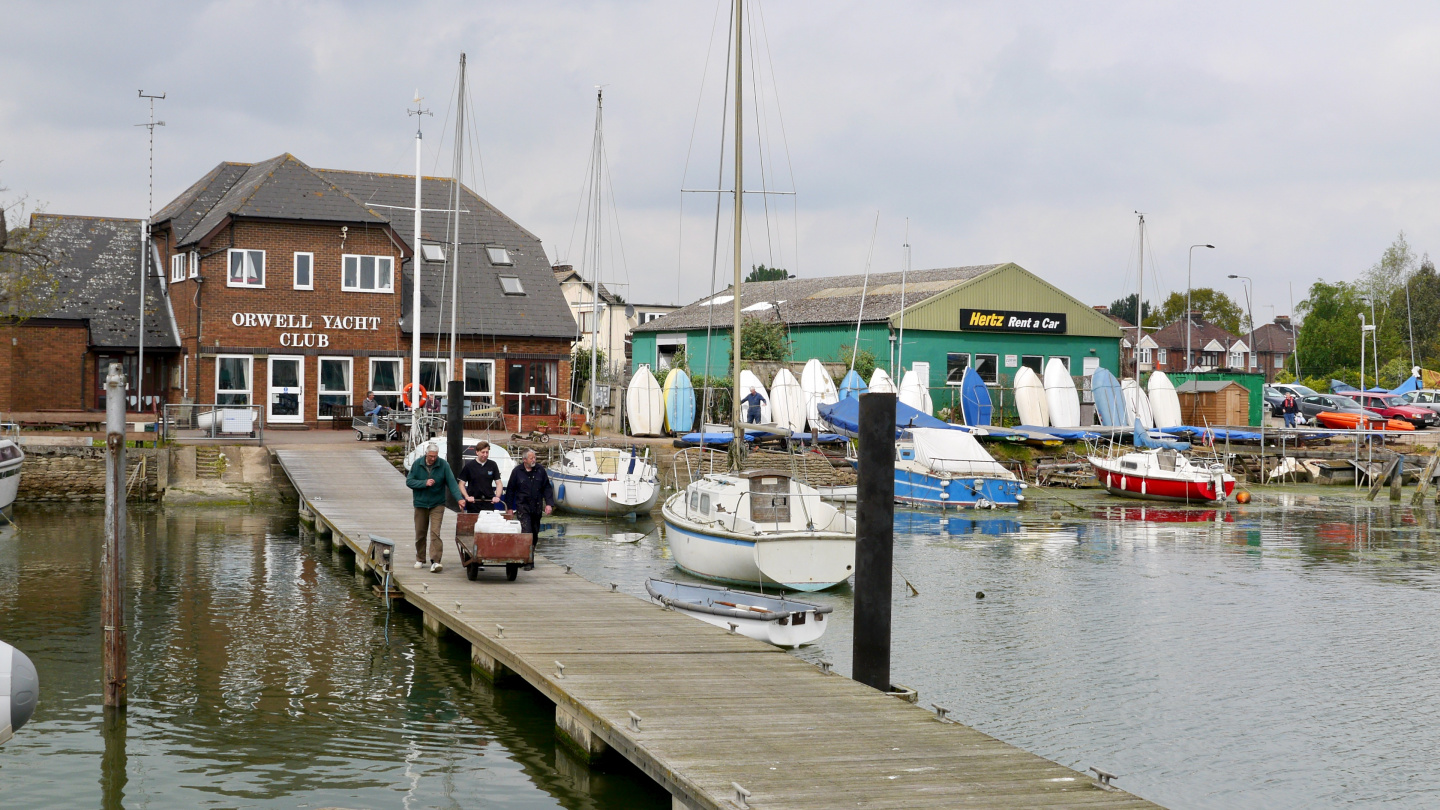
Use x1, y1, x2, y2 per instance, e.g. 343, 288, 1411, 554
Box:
276, 447, 1159, 809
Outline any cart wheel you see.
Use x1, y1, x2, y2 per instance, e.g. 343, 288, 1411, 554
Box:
539, 433, 549, 444
505, 564, 520, 581
467, 564, 480, 581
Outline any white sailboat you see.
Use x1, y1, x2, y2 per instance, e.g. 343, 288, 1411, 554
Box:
663, 0, 856, 590
0, 422, 22, 517
553, 89, 662, 513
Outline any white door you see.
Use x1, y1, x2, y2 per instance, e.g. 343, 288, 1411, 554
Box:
268, 355, 304, 423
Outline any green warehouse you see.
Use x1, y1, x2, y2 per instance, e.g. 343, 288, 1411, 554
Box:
630, 263, 1122, 411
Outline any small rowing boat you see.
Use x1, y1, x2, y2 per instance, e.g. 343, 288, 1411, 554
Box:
646, 578, 832, 647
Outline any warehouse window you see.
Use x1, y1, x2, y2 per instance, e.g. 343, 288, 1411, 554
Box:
227, 249, 265, 287
215, 355, 253, 406
342, 254, 394, 292
1049, 356, 1071, 373
1021, 355, 1043, 374
318, 357, 352, 419
945, 353, 969, 385
973, 354, 998, 385
369, 358, 403, 411
294, 252, 313, 290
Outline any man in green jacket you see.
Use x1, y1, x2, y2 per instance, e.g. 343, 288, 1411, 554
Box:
407, 443, 463, 572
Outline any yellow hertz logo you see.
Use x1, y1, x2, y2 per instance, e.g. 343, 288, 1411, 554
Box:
968, 311, 1006, 327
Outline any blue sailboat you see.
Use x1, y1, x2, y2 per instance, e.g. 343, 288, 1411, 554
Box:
838, 369, 868, 401
894, 427, 1026, 509
959, 366, 993, 426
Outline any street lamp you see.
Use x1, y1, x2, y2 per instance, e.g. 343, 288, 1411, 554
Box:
1228, 274, 1254, 373
1187, 244, 1215, 370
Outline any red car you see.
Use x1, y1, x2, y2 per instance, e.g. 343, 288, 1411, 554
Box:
1343, 392, 1438, 428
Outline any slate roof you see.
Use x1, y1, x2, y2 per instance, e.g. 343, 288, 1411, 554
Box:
554, 265, 622, 304
316, 169, 575, 339
1250, 319, 1296, 353
632, 265, 1002, 333
1149, 314, 1239, 352
24, 214, 179, 349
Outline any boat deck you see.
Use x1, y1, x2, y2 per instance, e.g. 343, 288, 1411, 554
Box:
275, 447, 1161, 809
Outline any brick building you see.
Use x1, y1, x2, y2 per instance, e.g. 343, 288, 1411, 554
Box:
4, 153, 577, 428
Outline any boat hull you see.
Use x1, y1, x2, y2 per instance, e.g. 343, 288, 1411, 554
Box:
0, 441, 22, 514
553, 472, 660, 516
894, 467, 1024, 509
659, 598, 828, 646
1091, 463, 1235, 503
662, 496, 854, 591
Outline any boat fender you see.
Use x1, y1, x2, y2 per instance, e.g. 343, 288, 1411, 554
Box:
557, 483, 567, 501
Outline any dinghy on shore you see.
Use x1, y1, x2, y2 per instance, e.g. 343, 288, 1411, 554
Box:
868, 367, 897, 393
646, 578, 832, 647
769, 368, 807, 432
626, 368, 665, 437
738, 369, 772, 424
1013, 366, 1049, 427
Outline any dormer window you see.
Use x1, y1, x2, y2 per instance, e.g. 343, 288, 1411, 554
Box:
486, 247, 513, 266
499, 276, 525, 295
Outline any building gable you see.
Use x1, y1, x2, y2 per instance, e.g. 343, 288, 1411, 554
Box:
891, 263, 1124, 338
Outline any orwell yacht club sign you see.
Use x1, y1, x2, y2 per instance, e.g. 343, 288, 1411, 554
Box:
230, 312, 383, 347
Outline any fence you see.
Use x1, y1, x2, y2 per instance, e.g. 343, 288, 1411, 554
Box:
158, 404, 264, 445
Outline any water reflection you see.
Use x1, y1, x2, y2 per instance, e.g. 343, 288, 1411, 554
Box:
542, 488, 1440, 810
0, 504, 668, 809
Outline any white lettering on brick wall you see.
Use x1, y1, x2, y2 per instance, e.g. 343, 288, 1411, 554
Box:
230, 311, 375, 347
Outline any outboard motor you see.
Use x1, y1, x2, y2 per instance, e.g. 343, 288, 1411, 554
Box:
0, 640, 39, 745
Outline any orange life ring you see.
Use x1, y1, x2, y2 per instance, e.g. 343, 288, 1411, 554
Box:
402, 382, 429, 408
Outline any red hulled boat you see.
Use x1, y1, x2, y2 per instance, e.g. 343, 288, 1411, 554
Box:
1089, 448, 1236, 504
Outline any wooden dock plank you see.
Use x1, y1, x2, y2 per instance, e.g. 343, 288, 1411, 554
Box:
276, 448, 1162, 809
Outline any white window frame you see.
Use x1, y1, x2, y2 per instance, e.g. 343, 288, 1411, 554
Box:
227, 248, 265, 288
486, 246, 513, 266
463, 359, 497, 405
1137, 347, 1152, 364
945, 352, 969, 386
170, 253, 185, 282
1049, 355, 1072, 372
341, 253, 395, 293
499, 275, 525, 295
420, 359, 450, 397
293, 252, 314, 290
317, 356, 352, 420
1157, 349, 1167, 365
189, 250, 200, 279
215, 354, 253, 406
972, 354, 999, 385
1274, 353, 1284, 369
368, 358, 404, 410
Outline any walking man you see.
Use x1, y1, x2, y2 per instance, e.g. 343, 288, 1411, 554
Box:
1282, 393, 1299, 428
407, 442, 462, 572
740, 386, 767, 424
458, 440, 503, 513
504, 448, 554, 569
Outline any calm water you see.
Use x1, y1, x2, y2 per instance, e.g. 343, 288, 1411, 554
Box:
0, 504, 669, 809
543, 489, 1440, 810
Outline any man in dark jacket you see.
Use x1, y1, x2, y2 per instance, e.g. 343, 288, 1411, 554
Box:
1282, 393, 1300, 428
504, 448, 554, 567
406, 443, 463, 572
740, 387, 767, 424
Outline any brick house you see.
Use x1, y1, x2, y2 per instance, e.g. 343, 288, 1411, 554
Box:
5, 153, 576, 429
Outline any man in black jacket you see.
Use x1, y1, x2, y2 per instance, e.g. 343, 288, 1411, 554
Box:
504, 448, 554, 567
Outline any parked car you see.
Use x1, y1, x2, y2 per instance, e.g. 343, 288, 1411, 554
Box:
1272, 383, 1322, 400
1341, 391, 1437, 428
1398, 389, 1440, 416
1297, 394, 1383, 422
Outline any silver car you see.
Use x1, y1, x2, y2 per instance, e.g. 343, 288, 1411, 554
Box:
1398, 389, 1440, 415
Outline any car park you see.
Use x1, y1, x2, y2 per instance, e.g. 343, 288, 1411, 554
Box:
1342, 391, 1437, 428
1398, 389, 1440, 416
1297, 394, 1383, 422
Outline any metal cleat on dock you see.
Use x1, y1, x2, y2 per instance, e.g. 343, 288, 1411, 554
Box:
610, 582, 618, 592
731, 782, 752, 808
495, 624, 505, 638
628, 710, 642, 731
818, 660, 833, 675
931, 703, 951, 721
1089, 767, 1118, 789
555, 660, 565, 679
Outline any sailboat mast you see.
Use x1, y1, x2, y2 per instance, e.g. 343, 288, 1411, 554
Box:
589, 88, 604, 425
410, 97, 426, 416
731, 0, 744, 435
898, 220, 909, 375
448, 54, 467, 379
1135, 213, 1144, 379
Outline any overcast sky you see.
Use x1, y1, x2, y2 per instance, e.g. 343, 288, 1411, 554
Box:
6, 1, 1440, 319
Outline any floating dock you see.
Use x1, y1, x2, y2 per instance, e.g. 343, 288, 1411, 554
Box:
276, 447, 1160, 809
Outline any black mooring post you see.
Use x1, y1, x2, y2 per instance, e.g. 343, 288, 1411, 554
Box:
853, 391, 896, 692
447, 379, 465, 509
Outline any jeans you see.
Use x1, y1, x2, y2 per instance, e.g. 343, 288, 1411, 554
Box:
413, 505, 445, 563
366, 406, 384, 427
1283, 412, 1296, 428
746, 409, 761, 424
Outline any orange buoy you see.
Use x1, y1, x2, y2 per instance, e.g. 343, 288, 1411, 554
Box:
402, 382, 429, 408
1235, 490, 1252, 504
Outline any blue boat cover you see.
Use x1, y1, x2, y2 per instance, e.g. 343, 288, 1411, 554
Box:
1018, 425, 1102, 441
1330, 379, 1359, 393
1091, 367, 1127, 427
960, 366, 993, 426
819, 397, 951, 438
678, 431, 847, 446
838, 369, 869, 401
1134, 419, 1190, 450
1392, 376, 1421, 395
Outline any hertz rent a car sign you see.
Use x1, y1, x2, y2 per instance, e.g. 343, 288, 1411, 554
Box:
958, 309, 1067, 334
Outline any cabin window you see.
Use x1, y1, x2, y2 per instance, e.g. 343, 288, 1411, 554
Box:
227, 249, 265, 287
1120, 460, 1137, 471
972, 354, 998, 385
342, 254, 394, 292
945, 353, 969, 386
294, 252, 314, 290
216, 355, 253, 406
700, 494, 711, 514
689, 490, 700, 511
369, 358, 403, 410
318, 357, 352, 419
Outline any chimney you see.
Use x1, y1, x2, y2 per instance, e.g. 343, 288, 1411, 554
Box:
552, 264, 574, 277
1274, 315, 1291, 328
1093, 305, 1110, 314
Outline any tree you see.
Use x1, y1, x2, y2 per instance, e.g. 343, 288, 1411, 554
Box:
1108, 293, 1152, 326
1296, 279, 1366, 380
569, 347, 607, 400
0, 181, 61, 321
1153, 288, 1244, 335
836, 345, 876, 382
745, 264, 790, 283
729, 316, 789, 368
